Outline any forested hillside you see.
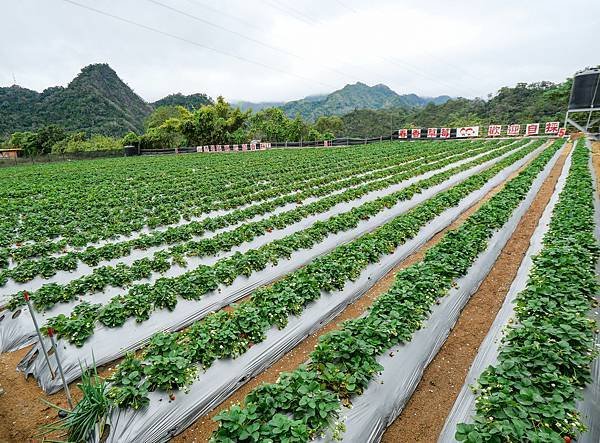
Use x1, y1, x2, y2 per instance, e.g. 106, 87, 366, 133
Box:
281, 82, 450, 120
152, 92, 212, 109
341, 81, 572, 137
0, 64, 153, 137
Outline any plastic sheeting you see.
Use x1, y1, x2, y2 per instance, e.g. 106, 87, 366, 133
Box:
317, 142, 567, 443
100, 141, 550, 443
577, 138, 600, 443
0, 148, 440, 300
16, 142, 542, 396
1, 143, 518, 355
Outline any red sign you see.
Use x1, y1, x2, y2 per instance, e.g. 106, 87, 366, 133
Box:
507, 124, 520, 136
440, 127, 451, 139
398, 129, 408, 139
488, 125, 502, 137
427, 128, 438, 138
411, 128, 421, 139
526, 123, 540, 136
242, 144, 247, 151
557, 127, 566, 137
544, 121, 560, 134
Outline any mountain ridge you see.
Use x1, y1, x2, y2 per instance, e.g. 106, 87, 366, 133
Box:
0, 64, 450, 137
278, 82, 451, 121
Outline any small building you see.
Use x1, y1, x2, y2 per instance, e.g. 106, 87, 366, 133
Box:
0, 148, 22, 159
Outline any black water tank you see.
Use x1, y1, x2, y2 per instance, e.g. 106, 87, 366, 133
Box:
123, 145, 139, 156
569, 68, 600, 110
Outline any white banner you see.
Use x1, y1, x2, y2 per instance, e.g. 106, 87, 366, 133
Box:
456, 126, 480, 138
526, 123, 540, 136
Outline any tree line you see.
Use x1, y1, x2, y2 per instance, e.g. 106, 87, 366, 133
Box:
0, 79, 575, 156
1, 97, 344, 156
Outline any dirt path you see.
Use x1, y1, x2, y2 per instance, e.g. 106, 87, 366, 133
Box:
380, 142, 571, 442
174, 144, 553, 443
591, 141, 600, 189
0, 345, 118, 442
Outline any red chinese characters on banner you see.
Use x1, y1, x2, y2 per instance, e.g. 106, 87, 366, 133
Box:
411, 128, 421, 139
427, 128, 438, 138
398, 129, 408, 139
557, 127, 566, 137
544, 121, 560, 134
440, 127, 451, 138
488, 125, 502, 137
507, 124, 520, 136
526, 123, 540, 136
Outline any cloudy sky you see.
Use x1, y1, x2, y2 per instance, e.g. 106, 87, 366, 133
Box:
1, 0, 598, 103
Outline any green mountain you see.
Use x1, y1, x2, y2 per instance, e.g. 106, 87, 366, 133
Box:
280, 82, 450, 121
233, 100, 286, 112
340, 81, 572, 138
152, 92, 212, 109
0, 64, 154, 137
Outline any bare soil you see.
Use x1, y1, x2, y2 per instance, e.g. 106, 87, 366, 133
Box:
0, 346, 119, 442
174, 145, 549, 443
381, 143, 571, 442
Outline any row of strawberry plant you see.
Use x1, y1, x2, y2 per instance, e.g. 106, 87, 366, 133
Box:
39, 141, 539, 347
100, 139, 554, 413
209, 138, 564, 443
1, 141, 420, 251
7, 140, 507, 311
1, 142, 418, 260
454, 141, 599, 443
3, 140, 486, 269
2, 140, 493, 285
8, 140, 495, 265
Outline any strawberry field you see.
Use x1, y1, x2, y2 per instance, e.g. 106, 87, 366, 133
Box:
0, 137, 597, 443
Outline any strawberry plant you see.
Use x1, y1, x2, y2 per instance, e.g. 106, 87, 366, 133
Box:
209, 139, 564, 442
456, 140, 599, 442
101, 140, 555, 411
44, 140, 538, 345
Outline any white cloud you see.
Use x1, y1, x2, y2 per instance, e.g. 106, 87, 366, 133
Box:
0, 0, 598, 102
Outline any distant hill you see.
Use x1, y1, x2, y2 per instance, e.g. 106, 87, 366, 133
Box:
279, 83, 450, 121
0, 64, 154, 137
152, 92, 212, 109
234, 100, 286, 112
0, 65, 215, 138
